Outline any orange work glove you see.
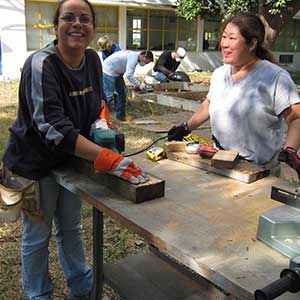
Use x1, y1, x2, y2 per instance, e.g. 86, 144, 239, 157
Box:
94, 148, 149, 184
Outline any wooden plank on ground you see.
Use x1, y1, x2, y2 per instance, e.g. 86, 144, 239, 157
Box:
152, 81, 192, 91
166, 151, 269, 183
211, 150, 239, 169
66, 157, 165, 203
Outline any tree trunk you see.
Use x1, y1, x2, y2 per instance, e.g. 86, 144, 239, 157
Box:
259, 0, 300, 48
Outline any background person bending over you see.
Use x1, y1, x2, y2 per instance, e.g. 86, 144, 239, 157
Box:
168, 13, 300, 176
97, 34, 121, 61
102, 49, 154, 122
1, 1, 148, 299
152, 47, 186, 83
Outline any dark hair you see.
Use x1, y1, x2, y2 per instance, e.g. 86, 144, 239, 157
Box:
222, 13, 277, 64
53, 0, 96, 29
140, 50, 154, 62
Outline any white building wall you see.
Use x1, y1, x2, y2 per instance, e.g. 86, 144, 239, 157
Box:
0, 0, 28, 79
118, 6, 127, 49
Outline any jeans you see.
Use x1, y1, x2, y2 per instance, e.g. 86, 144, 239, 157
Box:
152, 71, 168, 83
22, 176, 93, 300
103, 73, 128, 119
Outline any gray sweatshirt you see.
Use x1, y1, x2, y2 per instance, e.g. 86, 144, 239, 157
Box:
102, 50, 141, 87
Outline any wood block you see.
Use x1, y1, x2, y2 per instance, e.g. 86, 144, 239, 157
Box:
165, 141, 190, 153
67, 157, 165, 203
211, 150, 239, 169
167, 151, 270, 183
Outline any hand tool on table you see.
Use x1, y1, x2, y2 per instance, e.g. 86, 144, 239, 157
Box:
133, 83, 154, 94
146, 147, 166, 161
255, 186, 300, 299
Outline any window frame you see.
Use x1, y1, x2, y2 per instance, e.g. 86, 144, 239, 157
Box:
127, 7, 197, 51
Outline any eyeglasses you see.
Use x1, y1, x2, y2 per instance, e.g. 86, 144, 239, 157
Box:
60, 14, 93, 25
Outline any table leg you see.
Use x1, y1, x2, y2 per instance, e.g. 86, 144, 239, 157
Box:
90, 207, 103, 300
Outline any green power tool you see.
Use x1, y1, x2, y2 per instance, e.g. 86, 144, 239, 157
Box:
90, 119, 125, 153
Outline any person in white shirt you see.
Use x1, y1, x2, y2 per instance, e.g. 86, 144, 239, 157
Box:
102, 49, 153, 121
168, 13, 300, 176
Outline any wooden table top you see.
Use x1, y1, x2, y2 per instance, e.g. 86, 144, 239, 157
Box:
52, 155, 300, 300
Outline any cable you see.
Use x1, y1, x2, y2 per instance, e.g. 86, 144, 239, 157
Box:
124, 135, 167, 157
153, 127, 211, 134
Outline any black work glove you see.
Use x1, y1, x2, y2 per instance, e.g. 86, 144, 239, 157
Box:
168, 122, 191, 141
133, 86, 141, 93
167, 72, 175, 80
278, 147, 300, 178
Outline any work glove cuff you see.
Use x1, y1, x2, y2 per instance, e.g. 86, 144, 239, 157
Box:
94, 148, 149, 184
94, 148, 122, 172
278, 147, 300, 173
167, 121, 191, 141
181, 121, 190, 134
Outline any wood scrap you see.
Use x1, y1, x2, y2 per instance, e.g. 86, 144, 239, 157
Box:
211, 150, 239, 169
66, 157, 165, 203
164, 141, 190, 152
165, 142, 269, 183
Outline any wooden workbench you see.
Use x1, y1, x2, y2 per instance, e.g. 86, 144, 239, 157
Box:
52, 155, 299, 300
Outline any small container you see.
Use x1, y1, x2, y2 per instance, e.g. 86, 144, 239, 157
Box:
185, 142, 202, 154
199, 145, 218, 158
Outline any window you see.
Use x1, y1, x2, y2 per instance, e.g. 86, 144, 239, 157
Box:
127, 9, 197, 51
273, 19, 300, 52
203, 19, 221, 51
93, 6, 119, 49
25, 2, 56, 51
149, 10, 177, 50
279, 54, 293, 64
178, 17, 197, 50
127, 9, 148, 50
132, 19, 142, 48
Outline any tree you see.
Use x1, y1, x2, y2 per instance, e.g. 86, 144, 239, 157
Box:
176, 0, 300, 47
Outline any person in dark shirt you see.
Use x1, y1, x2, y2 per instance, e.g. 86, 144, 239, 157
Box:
152, 47, 186, 83
1, 1, 147, 299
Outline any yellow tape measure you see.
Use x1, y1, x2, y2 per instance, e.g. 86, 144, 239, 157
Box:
146, 147, 166, 161
182, 134, 213, 146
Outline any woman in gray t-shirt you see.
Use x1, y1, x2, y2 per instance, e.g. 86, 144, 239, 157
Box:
168, 13, 300, 175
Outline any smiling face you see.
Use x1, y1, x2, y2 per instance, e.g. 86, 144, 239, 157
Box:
54, 0, 95, 54
220, 22, 257, 68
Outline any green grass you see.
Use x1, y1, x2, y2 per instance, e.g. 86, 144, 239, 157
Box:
0, 81, 19, 158
188, 71, 212, 79
289, 71, 300, 85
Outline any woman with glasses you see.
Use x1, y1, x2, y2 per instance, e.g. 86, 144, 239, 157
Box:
2, 0, 147, 299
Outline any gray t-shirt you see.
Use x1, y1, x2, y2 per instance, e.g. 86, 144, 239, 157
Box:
207, 60, 300, 164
